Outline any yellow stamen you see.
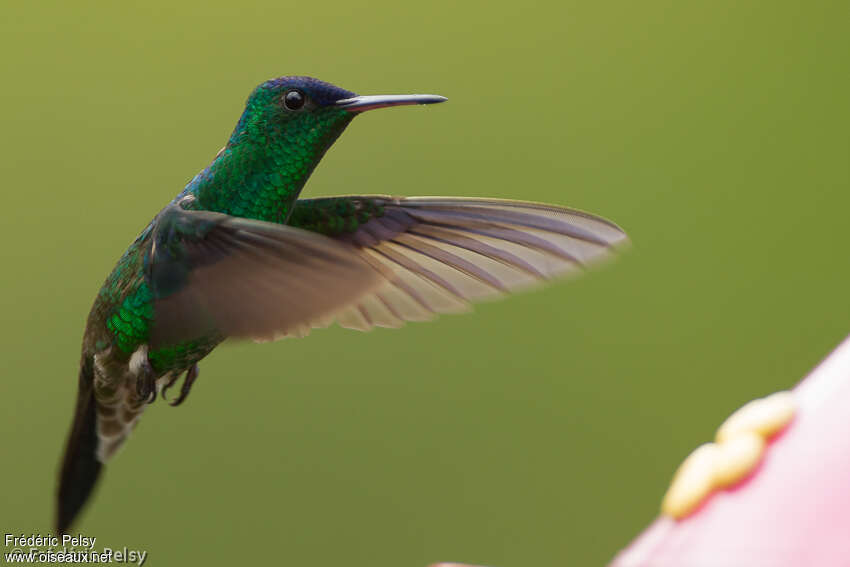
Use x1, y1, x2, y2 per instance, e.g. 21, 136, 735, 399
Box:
661, 443, 719, 519
716, 391, 795, 443
713, 432, 765, 487
661, 391, 796, 520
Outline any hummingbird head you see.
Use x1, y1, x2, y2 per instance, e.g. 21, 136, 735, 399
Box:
204, 76, 446, 222
229, 75, 447, 149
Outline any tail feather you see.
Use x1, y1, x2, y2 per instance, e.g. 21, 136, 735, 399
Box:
56, 357, 102, 534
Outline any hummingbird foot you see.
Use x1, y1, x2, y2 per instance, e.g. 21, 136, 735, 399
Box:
162, 364, 200, 407
133, 353, 157, 404
160, 372, 181, 400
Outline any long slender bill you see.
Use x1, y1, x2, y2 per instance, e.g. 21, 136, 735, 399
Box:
336, 94, 448, 112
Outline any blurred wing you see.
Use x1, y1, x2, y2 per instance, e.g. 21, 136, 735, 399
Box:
288, 196, 629, 331
147, 201, 384, 345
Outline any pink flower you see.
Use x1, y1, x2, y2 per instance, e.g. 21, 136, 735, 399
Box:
611, 336, 850, 566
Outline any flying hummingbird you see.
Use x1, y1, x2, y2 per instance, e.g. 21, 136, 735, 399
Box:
57, 76, 628, 533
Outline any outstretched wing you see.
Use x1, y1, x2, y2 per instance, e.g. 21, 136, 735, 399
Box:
287, 196, 628, 331
148, 200, 384, 344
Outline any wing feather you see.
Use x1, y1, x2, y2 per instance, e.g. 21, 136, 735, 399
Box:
289, 196, 628, 334
148, 201, 384, 345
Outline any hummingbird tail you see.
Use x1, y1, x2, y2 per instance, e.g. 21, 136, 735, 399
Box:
56, 357, 102, 534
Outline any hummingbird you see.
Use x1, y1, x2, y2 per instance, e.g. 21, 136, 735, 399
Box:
57, 76, 628, 533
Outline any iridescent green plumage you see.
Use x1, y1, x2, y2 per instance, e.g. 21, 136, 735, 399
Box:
191, 101, 354, 222
289, 197, 387, 235
57, 76, 628, 536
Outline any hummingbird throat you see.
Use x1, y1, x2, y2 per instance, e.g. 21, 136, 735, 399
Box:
187, 107, 354, 223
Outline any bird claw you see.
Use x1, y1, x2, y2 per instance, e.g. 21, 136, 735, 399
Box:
162, 364, 200, 407
135, 357, 157, 404
159, 372, 181, 401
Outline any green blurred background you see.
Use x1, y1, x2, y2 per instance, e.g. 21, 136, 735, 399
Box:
1, 1, 848, 565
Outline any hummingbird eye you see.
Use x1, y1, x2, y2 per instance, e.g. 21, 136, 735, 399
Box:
283, 89, 306, 111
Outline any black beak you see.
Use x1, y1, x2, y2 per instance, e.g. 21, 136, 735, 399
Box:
335, 94, 448, 112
